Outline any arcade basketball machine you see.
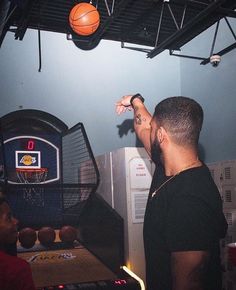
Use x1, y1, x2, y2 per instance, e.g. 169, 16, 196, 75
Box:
0, 109, 143, 290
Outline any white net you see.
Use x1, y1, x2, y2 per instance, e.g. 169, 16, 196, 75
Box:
16, 168, 48, 206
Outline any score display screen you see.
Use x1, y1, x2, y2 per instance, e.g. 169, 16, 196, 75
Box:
114, 279, 127, 285
20, 139, 36, 151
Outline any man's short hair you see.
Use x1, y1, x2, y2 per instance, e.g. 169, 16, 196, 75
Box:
153, 96, 204, 147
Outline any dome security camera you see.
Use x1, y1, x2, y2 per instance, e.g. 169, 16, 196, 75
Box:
210, 55, 221, 67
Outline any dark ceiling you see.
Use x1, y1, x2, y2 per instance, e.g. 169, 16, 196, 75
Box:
1, 0, 236, 61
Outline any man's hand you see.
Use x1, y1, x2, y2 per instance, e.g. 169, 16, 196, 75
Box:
115, 95, 133, 115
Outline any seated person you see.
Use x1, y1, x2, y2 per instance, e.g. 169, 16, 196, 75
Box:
0, 189, 36, 290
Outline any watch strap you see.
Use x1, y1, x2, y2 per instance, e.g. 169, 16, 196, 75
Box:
130, 94, 145, 107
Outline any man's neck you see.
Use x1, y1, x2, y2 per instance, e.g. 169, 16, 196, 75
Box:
163, 147, 201, 176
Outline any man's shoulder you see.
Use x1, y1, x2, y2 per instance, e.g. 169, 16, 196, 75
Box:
174, 165, 222, 206
181, 164, 218, 190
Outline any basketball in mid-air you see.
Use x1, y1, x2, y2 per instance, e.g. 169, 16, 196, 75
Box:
59, 225, 77, 243
38, 226, 56, 246
18, 227, 37, 249
69, 3, 100, 36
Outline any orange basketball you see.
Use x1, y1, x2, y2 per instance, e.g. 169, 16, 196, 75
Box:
59, 225, 77, 243
69, 3, 100, 36
18, 227, 37, 249
38, 226, 56, 246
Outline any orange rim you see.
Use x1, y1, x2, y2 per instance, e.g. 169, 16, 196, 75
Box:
16, 168, 48, 173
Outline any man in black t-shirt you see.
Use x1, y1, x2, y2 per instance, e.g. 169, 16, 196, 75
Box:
116, 95, 227, 290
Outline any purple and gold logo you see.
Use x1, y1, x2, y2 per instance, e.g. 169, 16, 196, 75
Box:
16, 151, 41, 168
20, 155, 37, 166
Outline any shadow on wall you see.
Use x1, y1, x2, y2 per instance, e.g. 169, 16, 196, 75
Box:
116, 119, 143, 147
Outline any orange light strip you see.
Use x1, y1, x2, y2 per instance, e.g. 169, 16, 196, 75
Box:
121, 265, 145, 290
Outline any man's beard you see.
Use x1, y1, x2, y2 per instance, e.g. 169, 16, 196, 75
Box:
151, 138, 163, 166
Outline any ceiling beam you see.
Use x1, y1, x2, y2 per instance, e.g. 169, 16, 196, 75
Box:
147, 0, 229, 58
14, 0, 36, 40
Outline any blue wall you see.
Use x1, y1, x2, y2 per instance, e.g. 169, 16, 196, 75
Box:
180, 18, 236, 162
0, 29, 181, 156
1, 18, 236, 162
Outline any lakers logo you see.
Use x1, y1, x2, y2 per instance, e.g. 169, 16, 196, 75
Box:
28, 252, 76, 264
20, 155, 36, 166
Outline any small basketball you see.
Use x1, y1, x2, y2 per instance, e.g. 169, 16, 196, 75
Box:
69, 3, 100, 36
59, 225, 77, 243
38, 226, 56, 246
18, 227, 37, 249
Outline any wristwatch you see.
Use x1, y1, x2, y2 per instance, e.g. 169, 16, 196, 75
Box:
130, 94, 145, 108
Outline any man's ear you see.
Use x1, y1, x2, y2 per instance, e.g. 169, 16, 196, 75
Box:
158, 126, 169, 144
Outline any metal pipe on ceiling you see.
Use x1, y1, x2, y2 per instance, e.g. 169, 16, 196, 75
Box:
147, 0, 229, 58
0, 0, 11, 38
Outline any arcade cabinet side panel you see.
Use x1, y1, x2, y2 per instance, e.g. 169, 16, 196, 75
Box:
78, 193, 125, 274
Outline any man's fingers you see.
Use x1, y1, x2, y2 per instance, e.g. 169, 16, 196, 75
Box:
115, 95, 133, 115
116, 105, 124, 115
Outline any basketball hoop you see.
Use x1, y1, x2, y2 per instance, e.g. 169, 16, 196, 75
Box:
16, 168, 48, 206
16, 168, 48, 184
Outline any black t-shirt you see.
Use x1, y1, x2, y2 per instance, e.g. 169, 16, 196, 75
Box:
143, 164, 228, 290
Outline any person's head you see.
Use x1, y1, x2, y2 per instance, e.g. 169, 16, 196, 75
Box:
150, 96, 203, 162
0, 188, 18, 249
